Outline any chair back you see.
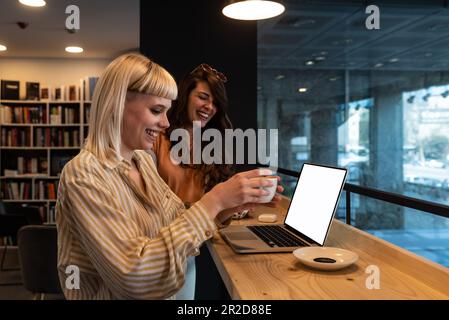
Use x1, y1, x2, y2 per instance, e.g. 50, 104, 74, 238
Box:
18, 225, 62, 294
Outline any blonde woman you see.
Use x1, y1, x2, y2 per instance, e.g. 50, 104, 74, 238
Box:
55, 52, 281, 300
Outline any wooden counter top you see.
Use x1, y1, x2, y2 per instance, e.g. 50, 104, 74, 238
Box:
207, 197, 449, 300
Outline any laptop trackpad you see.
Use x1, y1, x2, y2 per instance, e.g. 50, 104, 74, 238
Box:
228, 232, 259, 241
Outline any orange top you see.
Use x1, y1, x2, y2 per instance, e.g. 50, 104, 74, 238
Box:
153, 133, 206, 205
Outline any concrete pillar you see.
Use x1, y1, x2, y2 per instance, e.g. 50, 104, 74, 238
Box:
310, 107, 338, 165
356, 87, 404, 229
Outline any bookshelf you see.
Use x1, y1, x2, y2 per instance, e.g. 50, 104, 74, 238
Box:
0, 99, 91, 223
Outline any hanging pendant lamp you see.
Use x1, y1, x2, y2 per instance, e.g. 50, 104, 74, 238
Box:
222, 0, 285, 21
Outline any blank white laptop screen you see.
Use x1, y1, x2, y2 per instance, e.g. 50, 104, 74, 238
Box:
284, 164, 347, 245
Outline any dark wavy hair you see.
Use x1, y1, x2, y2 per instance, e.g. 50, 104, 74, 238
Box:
165, 67, 234, 192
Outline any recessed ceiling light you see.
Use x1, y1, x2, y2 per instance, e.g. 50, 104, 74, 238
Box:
389, 58, 399, 63
65, 46, 83, 53
374, 63, 383, 68
275, 75, 285, 80
18, 0, 46, 7
298, 87, 307, 93
0, 44, 7, 51
315, 56, 326, 61
305, 60, 314, 66
329, 77, 339, 82
222, 1, 285, 21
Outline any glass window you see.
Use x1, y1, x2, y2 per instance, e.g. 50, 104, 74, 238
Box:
259, 0, 449, 266
258, 1, 449, 206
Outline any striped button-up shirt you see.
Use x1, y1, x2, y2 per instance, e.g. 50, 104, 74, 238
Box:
56, 148, 217, 299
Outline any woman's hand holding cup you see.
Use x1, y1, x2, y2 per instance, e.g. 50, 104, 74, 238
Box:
201, 168, 283, 220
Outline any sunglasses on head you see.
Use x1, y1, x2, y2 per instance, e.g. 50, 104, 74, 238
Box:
191, 63, 228, 83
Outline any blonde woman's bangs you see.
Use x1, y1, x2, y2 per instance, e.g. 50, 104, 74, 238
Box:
85, 52, 177, 162
129, 62, 178, 101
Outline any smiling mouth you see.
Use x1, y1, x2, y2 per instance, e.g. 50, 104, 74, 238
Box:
145, 129, 158, 140
198, 111, 210, 121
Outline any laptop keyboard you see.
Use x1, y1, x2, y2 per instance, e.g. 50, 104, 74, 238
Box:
247, 225, 308, 247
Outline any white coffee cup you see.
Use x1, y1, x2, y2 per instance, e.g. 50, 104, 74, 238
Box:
252, 176, 278, 203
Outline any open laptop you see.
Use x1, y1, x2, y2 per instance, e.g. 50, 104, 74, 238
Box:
219, 163, 347, 253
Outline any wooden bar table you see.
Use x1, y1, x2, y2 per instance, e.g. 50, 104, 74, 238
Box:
207, 197, 449, 300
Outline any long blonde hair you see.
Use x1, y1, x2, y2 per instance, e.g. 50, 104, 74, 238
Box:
84, 52, 177, 162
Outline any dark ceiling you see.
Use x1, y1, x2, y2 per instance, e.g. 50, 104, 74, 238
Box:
258, 0, 449, 71
257, 0, 449, 105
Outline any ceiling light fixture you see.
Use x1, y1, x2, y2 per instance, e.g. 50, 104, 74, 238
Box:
305, 60, 314, 66
65, 46, 83, 53
18, 0, 46, 7
298, 87, 307, 93
0, 44, 7, 51
389, 58, 399, 63
222, 1, 285, 21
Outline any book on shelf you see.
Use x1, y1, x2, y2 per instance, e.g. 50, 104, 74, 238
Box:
54, 86, 64, 101
10, 182, 19, 199
53, 84, 80, 102
1, 127, 31, 146
81, 76, 99, 101
40, 86, 52, 101
68, 85, 79, 101
4, 169, 18, 177
2, 181, 32, 200
26, 82, 40, 101
18, 156, 24, 174
64, 106, 77, 123
48, 206, 56, 224
0, 105, 13, 123
34, 127, 80, 147
0, 105, 46, 124
50, 105, 79, 124
89, 77, 98, 100
1, 80, 20, 100
50, 105, 62, 124
74, 130, 79, 146
48, 183, 55, 199
13, 156, 47, 175
84, 104, 91, 123
34, 180, 58, 200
